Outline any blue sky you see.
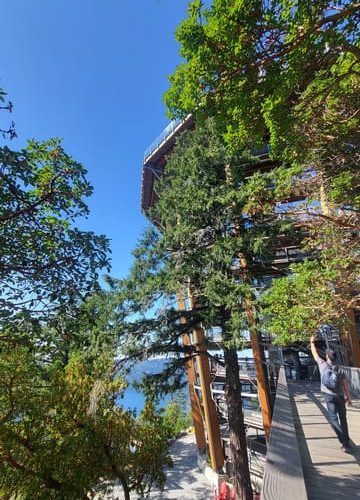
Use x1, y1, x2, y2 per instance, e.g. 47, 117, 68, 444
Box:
1, 0, 189, 279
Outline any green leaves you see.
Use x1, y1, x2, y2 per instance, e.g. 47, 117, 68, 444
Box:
0, 138, 110, 321
164, 0, 359, 348
262, 260, 335, 343
122, 119, 289, 367
0, 318, 171, 498
166, 0, 360, 162
262, 225, 360, 345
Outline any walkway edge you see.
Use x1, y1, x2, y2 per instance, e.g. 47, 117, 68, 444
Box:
261, 367, 308, 500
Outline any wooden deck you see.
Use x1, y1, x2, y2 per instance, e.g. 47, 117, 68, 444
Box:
289, 381, 360, 500
261, 368, 307, 500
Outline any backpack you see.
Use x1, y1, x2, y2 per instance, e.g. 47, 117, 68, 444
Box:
322, 364, 340, 391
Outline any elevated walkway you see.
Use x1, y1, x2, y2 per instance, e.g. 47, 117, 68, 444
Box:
290, 381, 360, 500
261, 368, 360, 500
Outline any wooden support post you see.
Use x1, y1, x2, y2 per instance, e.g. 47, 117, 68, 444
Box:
193, 324, 224, 471
177, 293, 206, 452
319, 181, 330, 216
346, 309, 360, 368
342, 325, 353, 366
239, 255, 272, 441
188, 289, 224, 472
224, 163, 272, 441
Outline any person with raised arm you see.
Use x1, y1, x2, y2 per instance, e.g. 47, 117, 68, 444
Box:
310, 335, 352, 452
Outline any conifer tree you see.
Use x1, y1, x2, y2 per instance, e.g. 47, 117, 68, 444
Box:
164, 0, 359, 347
123, 120, 290, 499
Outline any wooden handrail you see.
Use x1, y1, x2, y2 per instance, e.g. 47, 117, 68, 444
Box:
260, 366, 308, 500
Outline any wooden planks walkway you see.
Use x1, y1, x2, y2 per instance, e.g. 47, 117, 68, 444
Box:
261, 368, 307, 500
289, 382, 360, 500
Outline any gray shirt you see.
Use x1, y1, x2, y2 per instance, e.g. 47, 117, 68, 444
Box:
317, 358, 343, 396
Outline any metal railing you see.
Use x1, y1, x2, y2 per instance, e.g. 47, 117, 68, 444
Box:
143, 117, 269, 163
143, 118, 182, 162
340, 366, 360, 398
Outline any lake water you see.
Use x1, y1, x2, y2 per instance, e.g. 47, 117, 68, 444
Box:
117, 350, 255, 413
116, 358, 184, 413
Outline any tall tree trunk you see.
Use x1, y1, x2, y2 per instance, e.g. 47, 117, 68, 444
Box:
223, 346, 253, 500
116, 471, 130, 500
238, 253, 272, 440
225, 163, 272, 440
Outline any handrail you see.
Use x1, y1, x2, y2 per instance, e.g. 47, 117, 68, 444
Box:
340, 366, 360, 398
143, 118, 182, 161
143, 117, 269, 164
261, 366, 308, 500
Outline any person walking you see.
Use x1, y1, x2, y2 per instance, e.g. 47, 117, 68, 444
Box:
310, 336, 352, 452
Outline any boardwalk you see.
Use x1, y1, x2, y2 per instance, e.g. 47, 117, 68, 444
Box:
289, 381, 360, 500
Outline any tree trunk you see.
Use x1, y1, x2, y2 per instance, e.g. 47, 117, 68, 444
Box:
117, 471, 131, 500
103, 444, 131, 500
224, 163, 272, 440
223, 347, 253, 500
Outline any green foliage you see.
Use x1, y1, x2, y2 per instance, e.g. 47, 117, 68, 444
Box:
165, 0, 359, 219
166, 0, 359, 160
130, 400, 173, 496
165, 0, 359, 346
0, 327, 171, 499
0, 138, 110, 320
162, 394, 193, 439
262, 224, 359, 344
122, 120, 286, 361
262, 260, 338, 344
0, 91, 170, 499
0, 86, 15, 139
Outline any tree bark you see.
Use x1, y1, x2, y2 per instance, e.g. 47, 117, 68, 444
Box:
223, 346, 253, 500
116, 471, 131, 500
224, 163, 272, 440
103, 444, 130, 500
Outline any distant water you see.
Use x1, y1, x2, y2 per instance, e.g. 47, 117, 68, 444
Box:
116, 358, 185, 413
117, 349, 256, 413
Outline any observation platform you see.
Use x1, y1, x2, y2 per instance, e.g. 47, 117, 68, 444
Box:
261, 368, 360, 500
141, 115, 194, 210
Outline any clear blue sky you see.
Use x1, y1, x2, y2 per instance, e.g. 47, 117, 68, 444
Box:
1, 0, 189, 279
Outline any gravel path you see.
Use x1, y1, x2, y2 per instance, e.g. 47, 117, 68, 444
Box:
100, 433, 213, 499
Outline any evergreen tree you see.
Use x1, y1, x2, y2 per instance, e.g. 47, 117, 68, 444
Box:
123, 120, 290, 499
164, 0, 359, 347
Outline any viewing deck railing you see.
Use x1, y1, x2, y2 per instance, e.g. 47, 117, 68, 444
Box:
143, 118, 271, 164
143, 118, 183, 162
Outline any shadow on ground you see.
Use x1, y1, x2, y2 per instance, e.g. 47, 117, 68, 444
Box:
147, 434, 213, 499
290, 382, 360, 500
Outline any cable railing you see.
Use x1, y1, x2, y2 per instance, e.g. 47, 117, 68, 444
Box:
143, 117, 270, 164
143, 118, 182, 162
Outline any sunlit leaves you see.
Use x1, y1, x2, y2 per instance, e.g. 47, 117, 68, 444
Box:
0, 138, 110, 320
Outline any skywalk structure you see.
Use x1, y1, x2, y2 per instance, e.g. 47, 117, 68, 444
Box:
140, 117, 360, 495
